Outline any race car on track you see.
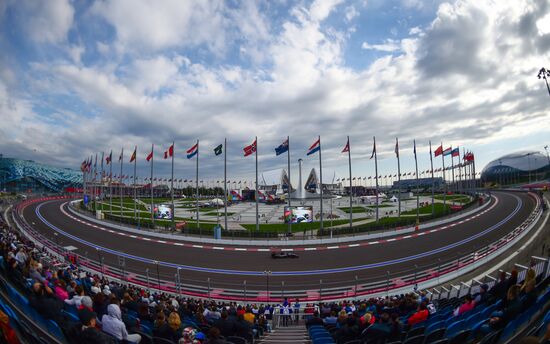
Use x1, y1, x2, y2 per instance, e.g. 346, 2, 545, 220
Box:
271, 251, 299, 259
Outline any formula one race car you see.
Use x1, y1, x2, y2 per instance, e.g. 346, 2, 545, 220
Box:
271, 251, 299, 259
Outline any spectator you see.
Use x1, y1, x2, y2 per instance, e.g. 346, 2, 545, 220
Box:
213, 310, 235, 338
362, 312, 391, 342
474, 284, 490, 306
153, 311, 173, 340
101, 304, 142, 343
54, 279, 69, 301
454, 294, 475, 316
243, 306, 255, 324
305, 311, 324, 328
65, 285, 85, 308
77, 308, 115, 344
168, 312, 183, 340
29, 282, 63, 322
388, 313, 402, 342
323, 311, 338, 326
206, 327, 227, 344
407, 302, 429, 326
481, 285, 522, 335
234, 314, 253, 343
335, 315, 360, 344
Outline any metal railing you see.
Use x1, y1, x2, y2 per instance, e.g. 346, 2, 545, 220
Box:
9, 192, 546, 303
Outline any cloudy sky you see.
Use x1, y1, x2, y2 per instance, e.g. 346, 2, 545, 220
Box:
1, 0, 549, 182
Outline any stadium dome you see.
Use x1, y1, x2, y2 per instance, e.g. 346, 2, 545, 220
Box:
481, 151, 550, 183
0, 156, 81, 193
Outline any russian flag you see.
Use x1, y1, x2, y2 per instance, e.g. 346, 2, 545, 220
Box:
187, 143, 198, 159
307, 138, 320, 156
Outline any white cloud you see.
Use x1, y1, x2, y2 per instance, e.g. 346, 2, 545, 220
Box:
361, 39, 401, 52
344, 5, 359, 22
2, 0, 550, 177
9, 0, 74, 43
90, 0, 227, 53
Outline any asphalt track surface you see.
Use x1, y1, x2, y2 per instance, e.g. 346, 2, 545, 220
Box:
21, 191, 535, 291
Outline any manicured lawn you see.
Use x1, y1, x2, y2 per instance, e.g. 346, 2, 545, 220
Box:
401, 203, 451, 215
241, 219, 350, 233
204, 211, 235, 216
338, 207, 369, 213
367, 204, 394, 209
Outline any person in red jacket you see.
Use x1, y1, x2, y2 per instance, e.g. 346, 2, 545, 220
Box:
407, 302, 429, 326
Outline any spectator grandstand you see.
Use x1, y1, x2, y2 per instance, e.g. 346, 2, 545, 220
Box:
0, 197, 548, 344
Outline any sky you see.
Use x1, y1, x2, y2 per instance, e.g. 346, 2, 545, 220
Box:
0, 0, 549, 182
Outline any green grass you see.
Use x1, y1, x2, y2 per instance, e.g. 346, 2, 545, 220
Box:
204, 211, 235, 216
367, 204, 394, 209
401, 203, 451, 215
241, 219, 350, 233
338, 207, 369, 213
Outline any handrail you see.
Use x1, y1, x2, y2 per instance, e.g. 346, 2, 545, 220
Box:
9, 192, 545, 302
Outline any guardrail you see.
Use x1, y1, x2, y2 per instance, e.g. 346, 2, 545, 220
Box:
10, 192, 546, 303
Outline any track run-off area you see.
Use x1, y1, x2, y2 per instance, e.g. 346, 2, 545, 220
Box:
14, 191, 541, 301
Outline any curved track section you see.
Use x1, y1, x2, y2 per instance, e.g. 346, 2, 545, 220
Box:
17, 191, 539, 300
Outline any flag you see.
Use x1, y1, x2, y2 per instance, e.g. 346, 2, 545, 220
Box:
434, 145, 443, 157
146, 150, 153, 162
370, 139, 376, 159
395, 138, 399, 158
442, 147, 452, 156
307, 138, 320, 156
106, 151, 112, 165
451, 147, 459, 157
342, 139, 350, 153
129, 148, 137, 162
118, 151, 123, 162
275, 139, 289, 156
187, 143, 198, 159
214, 144, 223, 156
163, 144, 174, 159
243, 139, 257, 157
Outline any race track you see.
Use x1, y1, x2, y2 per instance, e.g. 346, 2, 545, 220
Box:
19, 191, 536, 297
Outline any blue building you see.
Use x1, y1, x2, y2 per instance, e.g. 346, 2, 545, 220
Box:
0, 156, 81, 193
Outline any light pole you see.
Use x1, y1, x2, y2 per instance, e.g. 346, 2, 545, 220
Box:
537, 67, 550, 97
544, 145, 550, 166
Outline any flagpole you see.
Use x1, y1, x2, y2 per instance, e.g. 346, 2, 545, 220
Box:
347, 136, 352, 230
150, 144, 155, 228
252, 137, 258, 231
100, 151, 104, 213
119, 149, 123, 220
316, 136, 323, 234
93, 153, 97, 213
224, 138, 228, 231
441, 142, 447, 214
429, 141, 435, 216
374, 136, 379, 223
458, 147, 462, 193
109, 151, 113, 215
133, 146, 137, 224
396, 138, 401, 217
171, 141, 175, 231
414, 140, 419, 225
196, 140, 200, 231
286, 136, 291, 235
451, 146, 456, 194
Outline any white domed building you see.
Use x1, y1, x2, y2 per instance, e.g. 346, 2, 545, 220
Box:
481, 151, 550, 183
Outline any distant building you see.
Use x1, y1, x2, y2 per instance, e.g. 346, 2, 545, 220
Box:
392, 177, 443, 191
0, 157, 81, 193
481, 151, 550, 183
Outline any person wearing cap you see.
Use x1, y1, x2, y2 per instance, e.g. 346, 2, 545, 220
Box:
474, 284, 490, 306
78, 308, 116, 344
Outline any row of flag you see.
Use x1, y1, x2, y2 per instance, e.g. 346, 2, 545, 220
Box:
81, 139, 475, 170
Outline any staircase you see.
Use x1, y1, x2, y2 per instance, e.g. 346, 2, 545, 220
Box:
257, 325, 311, 344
